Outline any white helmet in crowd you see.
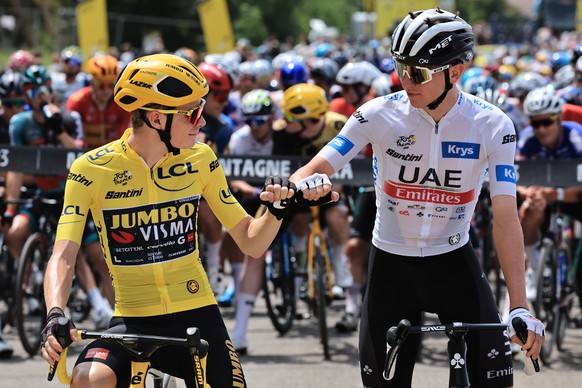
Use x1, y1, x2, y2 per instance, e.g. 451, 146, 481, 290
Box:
523, 86, 564, 117
336, 61, 382, 87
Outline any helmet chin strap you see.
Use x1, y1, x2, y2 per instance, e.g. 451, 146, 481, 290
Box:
427, 69, 453, 111
141, 111, 181, 155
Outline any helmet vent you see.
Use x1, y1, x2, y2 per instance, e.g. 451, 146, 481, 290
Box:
119, 95, 137, 105
157, 77, 192, 98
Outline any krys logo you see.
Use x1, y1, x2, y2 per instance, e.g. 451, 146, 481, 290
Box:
442, 142, 480, 159
154, 162, 198, 192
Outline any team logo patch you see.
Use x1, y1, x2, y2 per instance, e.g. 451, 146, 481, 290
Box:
328, 135, 354, 156
495, 165, 516, 183
187, 280, 199, 294
449, 234, 461, 245
219, 188, 238, 204
86, 347, 110, 360
442, 142, 480, 159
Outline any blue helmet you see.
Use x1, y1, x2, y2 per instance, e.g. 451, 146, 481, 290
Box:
280, 62, 308, 88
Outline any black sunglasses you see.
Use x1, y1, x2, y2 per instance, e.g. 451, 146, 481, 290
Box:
530, 114, 559, 128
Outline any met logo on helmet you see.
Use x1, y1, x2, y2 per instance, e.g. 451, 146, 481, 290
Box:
428, 35, 453, 55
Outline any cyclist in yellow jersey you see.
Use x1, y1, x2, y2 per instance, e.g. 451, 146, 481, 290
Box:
39, 54, 296, 388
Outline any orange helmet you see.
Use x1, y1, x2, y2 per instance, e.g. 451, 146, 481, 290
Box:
88, 54, 120, 82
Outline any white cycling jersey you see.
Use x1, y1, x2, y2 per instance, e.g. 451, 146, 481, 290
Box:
228, 124, 273, 156
318, 89, 518, 256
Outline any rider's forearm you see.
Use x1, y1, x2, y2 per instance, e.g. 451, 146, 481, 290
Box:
493, 216, 528, 311
44, 244, 77, 311
230, 213, 282, 258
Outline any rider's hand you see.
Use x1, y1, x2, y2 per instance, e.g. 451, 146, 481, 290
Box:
40, 307, 77, 365
259, 176, 296, 220
296, 173, 339, 202
508, 307, 545, 358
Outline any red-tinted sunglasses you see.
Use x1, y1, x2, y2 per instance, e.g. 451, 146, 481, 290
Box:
141, 99, 206, 126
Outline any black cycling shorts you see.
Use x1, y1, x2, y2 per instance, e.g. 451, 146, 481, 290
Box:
359, 243, 513, 388
349, 190, 376, 240
75, 305, 246, 387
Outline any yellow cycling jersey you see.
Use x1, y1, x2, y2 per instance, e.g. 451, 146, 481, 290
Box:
57, 128, 248, 317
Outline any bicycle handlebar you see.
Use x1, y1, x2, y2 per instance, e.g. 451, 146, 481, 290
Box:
512, 317, 540, 375
382, 319, 536, 382
48, 317, 209, 385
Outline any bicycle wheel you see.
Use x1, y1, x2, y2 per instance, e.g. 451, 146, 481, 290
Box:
313, 241, 330, 360
534, 238, 557, 364
14, 233, 48, 356
262, 233, 296, 335
555, 246, 573, 351
0, 234, 17, 329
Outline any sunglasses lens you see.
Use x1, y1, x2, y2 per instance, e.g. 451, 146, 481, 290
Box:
395, 61, 432, 84
188, 106, 204, 125
531, 118, 555, 128
245, 118, 267, 126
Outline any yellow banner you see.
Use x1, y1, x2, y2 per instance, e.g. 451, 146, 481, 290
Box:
197, 0, 235, 53
374, 0, 440, 38
75, 0, 109, 63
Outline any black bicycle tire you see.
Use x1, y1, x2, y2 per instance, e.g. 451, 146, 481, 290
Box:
14, 233, 48, 356
0, 233, 17, 329
535, 239, 557, 364
262, 234, 296, 335
314, 242, 331, 360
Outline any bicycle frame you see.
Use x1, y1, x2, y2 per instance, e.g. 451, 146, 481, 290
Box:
306, 206, 334, 302
51, 318, 210, 388
305, 205, 334, 360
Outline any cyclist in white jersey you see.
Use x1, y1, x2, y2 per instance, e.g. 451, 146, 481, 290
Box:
288, 8, 544, 387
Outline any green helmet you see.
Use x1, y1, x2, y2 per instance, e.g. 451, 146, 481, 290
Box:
241, 89, 273, 118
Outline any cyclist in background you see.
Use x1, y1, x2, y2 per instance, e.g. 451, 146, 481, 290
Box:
516, 86, 582, 311
66, 54, 130, 149
51, 45, 91, 103
3, 64, 113, 329
196, 62, 235, 293
274, 82, 352, 303
288, 8, 544, 387
0, 69, 28, 359
222, 89, 275, 354
6, 50, 35, 73
329, 60, 381, 333
40, 53, 294, 387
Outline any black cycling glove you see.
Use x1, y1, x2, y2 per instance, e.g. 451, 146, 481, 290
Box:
260, 176, 296, 220
41, 307, 75, 350
42, 104, 65, 135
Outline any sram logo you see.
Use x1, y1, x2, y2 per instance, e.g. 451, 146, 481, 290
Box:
442, 142, 480, 159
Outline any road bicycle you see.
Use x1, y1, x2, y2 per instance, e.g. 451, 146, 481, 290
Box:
262, 192, 335, 360
532, 200, 580, 364
383, 317, 539, 387
304, 202, 335, 361
262, 224, 297, 335
49, 317, 210, 388
9, 192, 91, 356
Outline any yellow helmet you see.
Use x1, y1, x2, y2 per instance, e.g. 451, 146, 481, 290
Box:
88, 54, 120, 82
114, 53, 208, 112
281, 83, 328, 120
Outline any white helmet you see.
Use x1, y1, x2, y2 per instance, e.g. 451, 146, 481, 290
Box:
523, 86, 564, 117
336, 61, 382, 87
371, 73, 392, 97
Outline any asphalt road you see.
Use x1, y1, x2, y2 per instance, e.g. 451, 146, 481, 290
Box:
1, 293, 581, 387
